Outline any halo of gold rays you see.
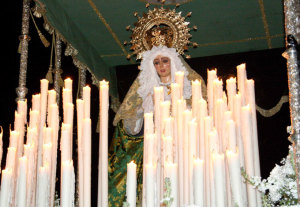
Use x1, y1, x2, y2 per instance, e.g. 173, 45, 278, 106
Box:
125, 2, 198, 60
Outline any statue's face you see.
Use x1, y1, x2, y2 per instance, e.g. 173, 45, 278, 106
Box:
153, 55, 171, 78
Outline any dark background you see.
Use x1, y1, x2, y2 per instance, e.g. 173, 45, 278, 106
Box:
0, 0, 291, 202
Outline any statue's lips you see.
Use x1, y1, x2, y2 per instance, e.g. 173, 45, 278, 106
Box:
160, 69, 166, 73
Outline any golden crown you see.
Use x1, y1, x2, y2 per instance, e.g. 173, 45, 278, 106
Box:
125, 4, 198, 60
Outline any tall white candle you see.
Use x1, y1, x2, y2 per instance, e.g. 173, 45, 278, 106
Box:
47, 90, 56, 125
32, 94, 41, 112
176, 99, 184, 207
198, 99, 207, 159
226, 150, 244, 207
236, 63, 247, 105
38, 79, 49, 172
193, 159, 204, 206
36, 166, 50, 207
83, 86, 91, 119
188, 119, 197, 204
16, 157, 27, 207
165, 162, 178, 207
61, 128, 71, 162
9, 130, 19, 148
61, 160, 75, 207
226, 77, 236, 111
64, 78, 73, 90
175, 71, 184, 97
76, 99, 84, 207
29, 110, 40, 129
207, 69, 217, 117
98, 80, 109, 207
145, 164, 156, 207
204, 116, 213, 207
171, 83, 180, 117
0, 168, 13, 207
183, 109, 192, 205
227, 120, 237, 152
82, 118, 91, 207
49, 104, 59, 207
212, 153, 226, 207
246, 79, 262, 206
43, 143, 52, 169
192, 79, 202, 118
126, 161, 137, 207
241, 105, 257, 207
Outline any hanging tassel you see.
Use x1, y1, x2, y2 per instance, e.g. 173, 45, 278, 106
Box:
38, 30, 50, 47
46, 67, 53, 83
58, 72, 64, 88
29, 9, 50, 48
17, 42, 22, 54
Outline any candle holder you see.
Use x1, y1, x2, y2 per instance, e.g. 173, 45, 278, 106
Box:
54, 33, 63, 104
283, 0, 300, 203
16, 0, 31, 101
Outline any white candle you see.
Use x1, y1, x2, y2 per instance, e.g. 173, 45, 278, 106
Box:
6, 147, 16, 170
17, 99, 27, 124
176, 99, 184, 207
82, 118, 91, 207
98, 80, 109, 207
126, 161, 137, 207
0, 168, 13, 207
226, 77, 236, 112
145, 164, 156, 207
9, 130, 19, 148
236, 63, 247, 105
192, 79, 202, 118
43, 127, 52, 145
171, 83, 180, 117
47, 90, 56, 125
0, 127, 2, 171
175, 71, 184, 97
212, 153, 226, 207
144, 112, 154, 135
213, 79, 223, 127
83, 86, 91, 119
43, 143, 52, 169
61, 128, 71, 162
16, 157, 27, 207
38, 79, 49, 172
163, 135, 173, 165
76, 99, 84, 207
227, 120, 237, 152
64, 78, 73, 90
241, 105, 257, 207
226, 150, 244, 207
198, 99, 207, 159
49, 104, 59, 207
188, 119, 197, 204
29, 110, 40, 129
183, 109, 192, 205
165, 162, 178, 207
32, 94, 41, 112
193, 159, 204, 206
14, 111, 25, 160
36, 166, 50, 207
246, 79, 262, 206
204, 116, 213, 207
61, 160, 75, 207
233, 93, 245, 167
207, 69, 217, 117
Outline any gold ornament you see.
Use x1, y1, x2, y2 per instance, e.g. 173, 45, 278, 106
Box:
128, 6, 193, 59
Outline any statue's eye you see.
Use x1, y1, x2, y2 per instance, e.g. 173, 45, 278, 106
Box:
162, 59, 169, 64
153, 61, 159, 65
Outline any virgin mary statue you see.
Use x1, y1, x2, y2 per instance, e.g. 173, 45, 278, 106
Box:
108, 6, 207, 207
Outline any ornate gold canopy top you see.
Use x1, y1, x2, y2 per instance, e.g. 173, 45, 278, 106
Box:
127, 6, 195, 59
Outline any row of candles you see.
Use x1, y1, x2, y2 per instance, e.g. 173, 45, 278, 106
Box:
0, 77, 109, 207
125, 63, 261, 207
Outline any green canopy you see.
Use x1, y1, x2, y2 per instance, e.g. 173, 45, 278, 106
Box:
35, 0, 284, 97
